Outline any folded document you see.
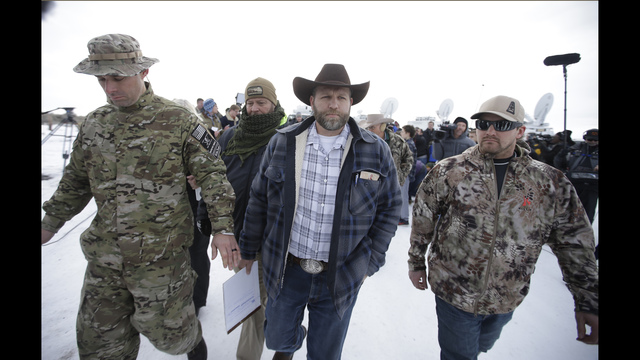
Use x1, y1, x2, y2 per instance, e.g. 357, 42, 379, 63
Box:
223, 267, 261, 334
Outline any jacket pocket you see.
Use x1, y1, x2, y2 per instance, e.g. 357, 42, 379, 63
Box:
349, 171, 382, 216
263, 165, 286, 206
132, 139, 180, 184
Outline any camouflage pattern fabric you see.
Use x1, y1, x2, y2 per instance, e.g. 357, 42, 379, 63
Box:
76, 249, 199, 358
41, 83, 235, 357
73, 34, 159, 77
409, 143, 598, 316
385, 128, 413, 186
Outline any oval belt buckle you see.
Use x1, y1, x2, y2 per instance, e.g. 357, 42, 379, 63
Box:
300, 259, 324, 274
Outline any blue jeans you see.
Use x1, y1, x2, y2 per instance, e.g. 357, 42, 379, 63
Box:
264, 259, 358, 360
435, 296, 513, 360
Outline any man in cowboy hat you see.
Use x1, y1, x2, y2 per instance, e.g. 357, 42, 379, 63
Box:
238, 64, 402, 360
41, 34, 239, 360
360, 114, 414, 225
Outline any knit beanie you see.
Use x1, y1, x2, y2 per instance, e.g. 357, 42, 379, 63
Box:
203, 98, 216, 113
453, 117, 468, 127
245, 77, 277, 105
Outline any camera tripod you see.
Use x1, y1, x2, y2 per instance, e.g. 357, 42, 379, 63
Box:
42, 107, 78, 173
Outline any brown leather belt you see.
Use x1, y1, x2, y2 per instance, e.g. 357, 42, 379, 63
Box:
288, 253, 328, 274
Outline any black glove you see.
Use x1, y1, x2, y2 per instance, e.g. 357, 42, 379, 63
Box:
197, 218, 212, 236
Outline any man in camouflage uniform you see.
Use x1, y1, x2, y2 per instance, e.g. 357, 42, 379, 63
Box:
408, 95, 598, 359
360, 114, 413, 186
360, 114, 413, 224
41, 34, 237, 360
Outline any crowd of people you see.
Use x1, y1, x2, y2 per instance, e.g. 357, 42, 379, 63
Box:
41, 34, 598, 360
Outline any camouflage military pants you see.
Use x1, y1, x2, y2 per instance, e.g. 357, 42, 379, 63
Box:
76, 246, 202, 359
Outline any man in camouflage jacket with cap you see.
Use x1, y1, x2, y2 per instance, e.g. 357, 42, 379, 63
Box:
41, 34, 236, 360
408, 95, 598, 359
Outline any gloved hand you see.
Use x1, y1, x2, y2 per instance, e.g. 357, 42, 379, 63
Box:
197, 218, 212, 236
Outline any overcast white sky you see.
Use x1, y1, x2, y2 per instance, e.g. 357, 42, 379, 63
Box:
41, 1, 598, 136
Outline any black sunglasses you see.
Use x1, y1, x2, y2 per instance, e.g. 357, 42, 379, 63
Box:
475, 119, 523, 132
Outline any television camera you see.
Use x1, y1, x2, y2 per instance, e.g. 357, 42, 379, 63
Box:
433, 99, 455, 141
433, 121, 458, 141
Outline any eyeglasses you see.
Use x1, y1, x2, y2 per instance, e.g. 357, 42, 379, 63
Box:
475, 119, 523, 132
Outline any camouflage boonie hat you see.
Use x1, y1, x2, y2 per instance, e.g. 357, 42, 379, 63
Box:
73, 34, 159, 76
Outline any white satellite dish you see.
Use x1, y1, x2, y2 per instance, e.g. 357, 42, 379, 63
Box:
533, 93, 554, 126
437, 99, 454, 122
355, 109, 367, 123
380, 97, 399, 118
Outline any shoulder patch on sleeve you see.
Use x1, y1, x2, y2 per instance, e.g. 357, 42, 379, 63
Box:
192, 124, 221, 158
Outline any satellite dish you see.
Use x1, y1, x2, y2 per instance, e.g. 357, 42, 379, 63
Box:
380, 97, 399, 118
355, 109, 367, 123
524, 113, 535, 123
437, 99, 454, 122
533, 93, 554, 126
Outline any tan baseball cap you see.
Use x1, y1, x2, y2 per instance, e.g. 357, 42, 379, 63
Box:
471, 95, 525, 123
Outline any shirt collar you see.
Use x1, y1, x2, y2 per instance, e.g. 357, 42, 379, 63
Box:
307, 121, 350, 150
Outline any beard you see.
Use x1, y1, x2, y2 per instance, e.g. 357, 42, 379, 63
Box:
312, 105, 350, 132
478, 136, 516, 158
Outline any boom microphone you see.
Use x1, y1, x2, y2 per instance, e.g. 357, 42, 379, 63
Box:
543, 53, 581, 152
544, 53, 581, 66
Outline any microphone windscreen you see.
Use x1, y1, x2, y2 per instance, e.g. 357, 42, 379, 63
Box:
544, 53, 581, 66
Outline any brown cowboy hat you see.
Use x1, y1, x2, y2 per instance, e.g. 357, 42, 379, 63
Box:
293, 64, 370, 106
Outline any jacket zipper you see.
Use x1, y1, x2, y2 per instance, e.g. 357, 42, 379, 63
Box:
473, 158, 506, 316
280, 233, 292, 290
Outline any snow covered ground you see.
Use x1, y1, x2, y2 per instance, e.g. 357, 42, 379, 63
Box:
41, 124, 598, 359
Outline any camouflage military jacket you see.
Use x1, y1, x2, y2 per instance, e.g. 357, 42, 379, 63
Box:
42, 83, 235, 266
409, 144, 598, 315
384, 129, 413, 186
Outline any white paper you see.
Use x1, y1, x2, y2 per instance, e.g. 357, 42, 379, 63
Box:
223, 267, 261, 334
